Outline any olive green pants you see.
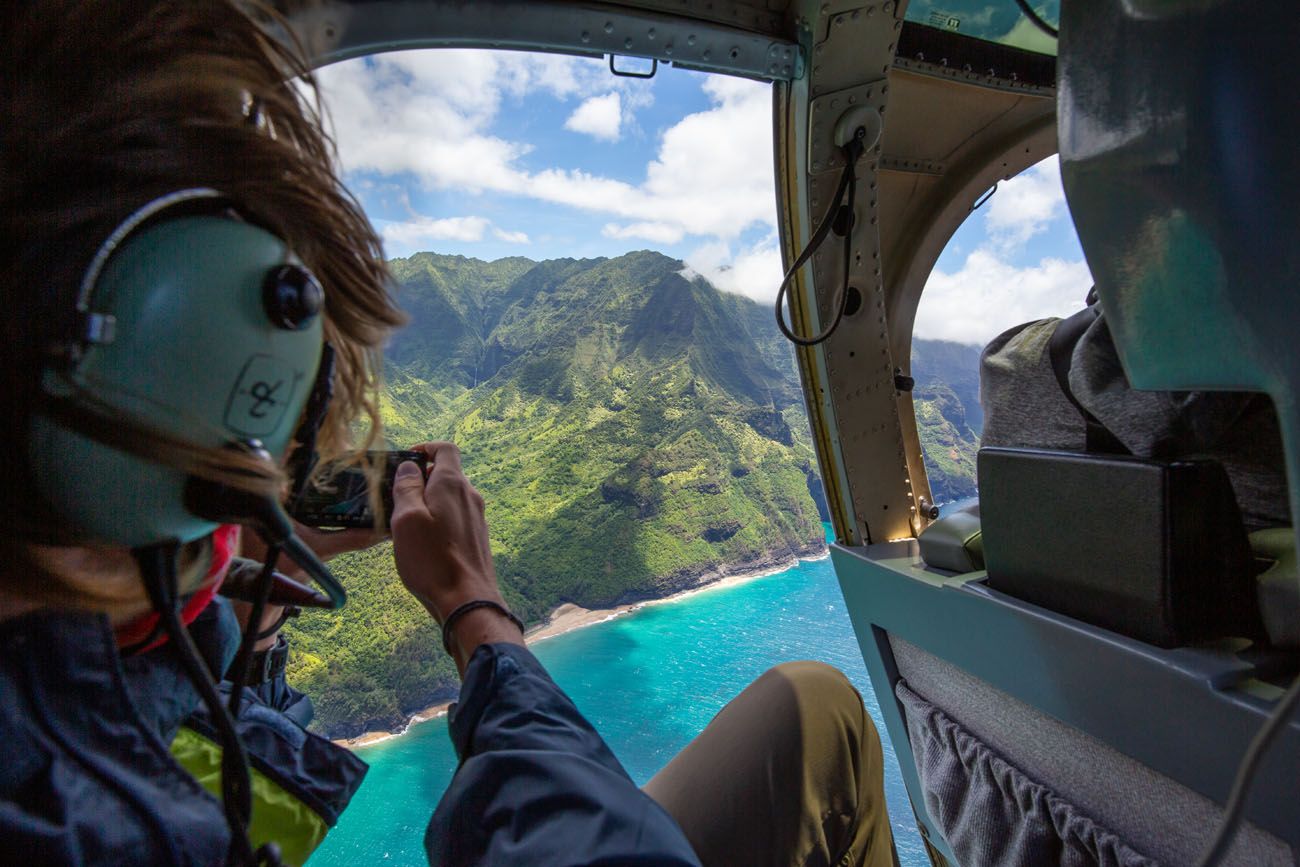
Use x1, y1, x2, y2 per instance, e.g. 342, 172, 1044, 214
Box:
644, 661, 896, 867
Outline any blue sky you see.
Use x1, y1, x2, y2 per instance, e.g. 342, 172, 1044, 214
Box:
315, 49, 1091, 346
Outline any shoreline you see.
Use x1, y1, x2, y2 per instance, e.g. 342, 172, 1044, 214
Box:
332, 543, 830, 749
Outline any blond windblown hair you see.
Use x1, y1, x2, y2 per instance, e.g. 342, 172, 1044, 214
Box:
0, 0, 407, 615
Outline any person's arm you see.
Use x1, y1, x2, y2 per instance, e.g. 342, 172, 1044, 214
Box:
390, 443, 700, 867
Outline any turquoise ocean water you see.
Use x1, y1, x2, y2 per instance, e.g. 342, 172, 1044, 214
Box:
309, 538, 928, 866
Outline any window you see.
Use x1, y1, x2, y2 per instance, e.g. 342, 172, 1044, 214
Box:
911, 155, 1091, 504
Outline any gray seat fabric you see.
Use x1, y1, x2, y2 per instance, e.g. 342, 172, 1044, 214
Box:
891, 637, 1293, 867
897, 680, 1158, 867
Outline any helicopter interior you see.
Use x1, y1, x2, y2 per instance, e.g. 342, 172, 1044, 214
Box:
276, 1, 1300, 864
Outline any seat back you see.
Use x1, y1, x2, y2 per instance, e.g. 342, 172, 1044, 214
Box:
979, 447, 1260, 648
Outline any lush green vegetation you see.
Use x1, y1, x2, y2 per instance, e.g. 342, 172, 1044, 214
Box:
284, 251, 982, 737
286, 251, 826, 736
911, 339, 983, 503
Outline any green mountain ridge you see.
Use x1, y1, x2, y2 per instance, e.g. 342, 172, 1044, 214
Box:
284, 251, 980, 737
911, 339, 983, 503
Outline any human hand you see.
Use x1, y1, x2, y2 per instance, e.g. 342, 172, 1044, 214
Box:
390, 442, 523, 671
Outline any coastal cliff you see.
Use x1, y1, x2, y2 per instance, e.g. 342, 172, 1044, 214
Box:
283, 251, 975, 739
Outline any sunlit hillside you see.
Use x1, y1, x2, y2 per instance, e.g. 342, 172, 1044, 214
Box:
286, 251, 979, 736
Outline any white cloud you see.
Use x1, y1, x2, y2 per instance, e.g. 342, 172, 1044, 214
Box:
685, 235, 784, 303
915, 248, 1092, 345
912, 155, 1096, 345
984, 156, 1065, 248
380, 215, 490, 246
492, 227, 530, 244
379, 214, 529, 249
314, 50, 774, 244
565, 92, 623, 141
602, 221, 684, 245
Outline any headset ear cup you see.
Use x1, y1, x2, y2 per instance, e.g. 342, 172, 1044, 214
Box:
33, 214, 323, 547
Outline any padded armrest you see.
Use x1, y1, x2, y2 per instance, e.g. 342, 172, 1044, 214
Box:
918, 505, 984, 573
1252, 527, 1300, 648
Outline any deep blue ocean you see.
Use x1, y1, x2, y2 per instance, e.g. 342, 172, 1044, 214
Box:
309, 537, 928, 866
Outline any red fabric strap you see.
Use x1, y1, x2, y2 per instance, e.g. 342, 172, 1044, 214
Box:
114, 523, 240, 652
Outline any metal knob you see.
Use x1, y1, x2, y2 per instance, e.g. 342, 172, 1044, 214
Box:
263, 264, 324, 331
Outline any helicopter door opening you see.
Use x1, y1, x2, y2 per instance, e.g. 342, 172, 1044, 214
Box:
839, 159, 1298, 866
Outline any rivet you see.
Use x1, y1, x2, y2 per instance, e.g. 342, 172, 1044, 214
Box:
604, 21, 615, 34
702, 49, 712, 60
647, 27, 656, 40
624, 37, 634, 49
580, 31, 591, 43
688, 34, 697, 46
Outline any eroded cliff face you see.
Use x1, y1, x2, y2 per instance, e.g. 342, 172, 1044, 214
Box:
286, 251, 979, 737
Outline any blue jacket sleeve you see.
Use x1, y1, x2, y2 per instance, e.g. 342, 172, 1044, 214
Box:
425, 643, 701, 866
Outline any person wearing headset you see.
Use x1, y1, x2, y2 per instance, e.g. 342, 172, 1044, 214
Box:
1, 1, 894, 865
2, 1, 408, 863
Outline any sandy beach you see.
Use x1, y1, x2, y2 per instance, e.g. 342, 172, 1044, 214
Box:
334, 700, 456, 748
332, 546, 829, 749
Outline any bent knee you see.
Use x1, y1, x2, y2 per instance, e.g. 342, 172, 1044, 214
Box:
769, 660, 860, 705
765, 662, 874, 734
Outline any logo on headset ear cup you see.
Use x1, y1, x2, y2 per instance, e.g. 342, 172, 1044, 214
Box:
31, 215, 323, 546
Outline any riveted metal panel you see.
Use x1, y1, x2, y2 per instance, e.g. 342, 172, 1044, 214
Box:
282, 0, 803, 80
779, 0, 915, 546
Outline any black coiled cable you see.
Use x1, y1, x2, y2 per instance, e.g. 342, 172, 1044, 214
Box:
1012, 0, 1059, 39
774, 131, 866, 347
135, 543, 260, 865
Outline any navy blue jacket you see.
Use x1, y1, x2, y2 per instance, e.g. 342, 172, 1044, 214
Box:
0, 600, 364, 865
426, 643, 701, 866
1, 607, 695, 865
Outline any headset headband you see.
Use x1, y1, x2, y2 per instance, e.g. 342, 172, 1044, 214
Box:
32, 188, 326, 547
69, 188, 231, 357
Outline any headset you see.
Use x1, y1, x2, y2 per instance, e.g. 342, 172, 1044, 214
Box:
29, 188, 345, 866
32, 188, 324, 546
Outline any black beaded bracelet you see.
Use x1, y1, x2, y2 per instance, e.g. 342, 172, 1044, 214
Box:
440, 599, 526, 657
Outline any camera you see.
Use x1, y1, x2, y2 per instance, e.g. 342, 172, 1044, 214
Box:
289, 450, 427, 529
